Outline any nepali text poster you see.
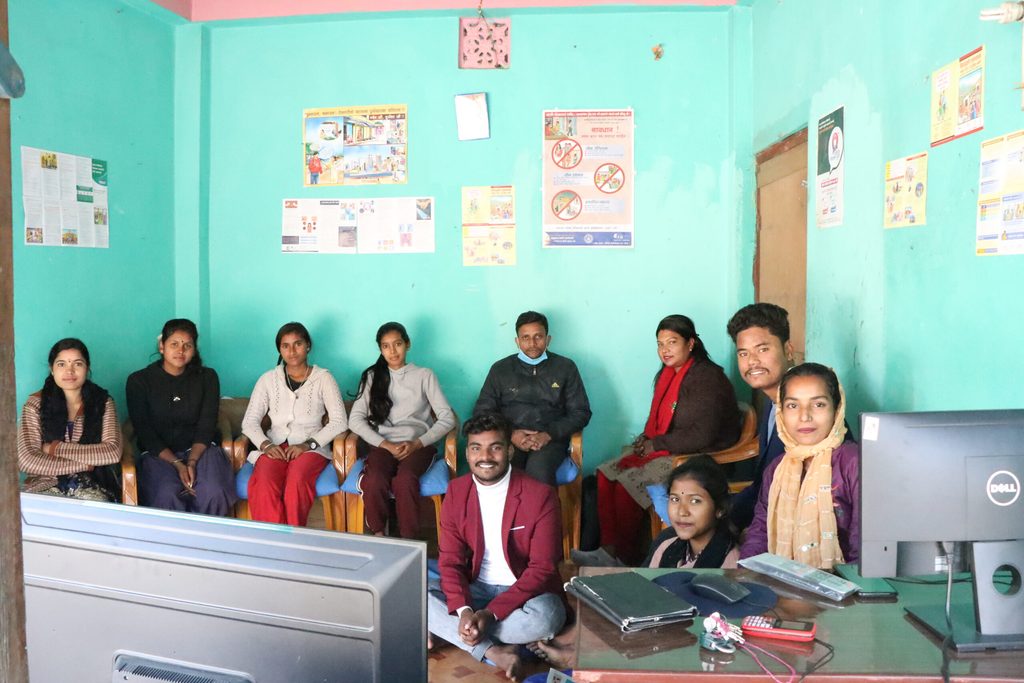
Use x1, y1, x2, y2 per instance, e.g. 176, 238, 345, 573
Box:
816, 107, 845, 228
976, 130, 1024, 256
281, 196, 434, 254
542, 109, 633, 248
931, 46, 985, 147
21, 146, 109, 248
883, 152, 928, 229
303, 104, 408, 186
462, 185, 516, 266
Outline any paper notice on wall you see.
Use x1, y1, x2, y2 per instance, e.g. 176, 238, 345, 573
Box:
455, 93, 490, 141
282, 197, 434, 254
815, 107, 844, 228
883, 152, 928, 229
21, 146, 109, 248
302, 104, 408, 186
462, 185, 516, 266
975, 130, 1024, 256
931, 46, 985, 147
542, 109, 633, 248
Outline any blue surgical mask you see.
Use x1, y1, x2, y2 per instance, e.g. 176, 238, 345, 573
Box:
517, 351, 548, 366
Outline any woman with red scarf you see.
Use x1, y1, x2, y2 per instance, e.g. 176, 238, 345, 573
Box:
590, 315, 740, 565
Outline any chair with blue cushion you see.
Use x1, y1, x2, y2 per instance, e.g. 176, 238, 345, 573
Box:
647, 402, 758, 535
223, 396, 349, 532
340, 427, 458, 535
555, 432, 584, 561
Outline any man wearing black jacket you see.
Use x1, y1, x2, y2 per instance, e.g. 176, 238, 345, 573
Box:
473, 311, 592, 486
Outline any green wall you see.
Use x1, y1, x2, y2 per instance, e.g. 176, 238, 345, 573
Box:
752, 0, 1024, 423
197, 8, 753, 470
10, 0, 181, 412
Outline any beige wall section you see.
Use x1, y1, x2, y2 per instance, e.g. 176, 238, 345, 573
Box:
756, 138, 807, 363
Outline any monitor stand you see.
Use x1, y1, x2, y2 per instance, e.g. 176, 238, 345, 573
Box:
906, 540, 1024, 653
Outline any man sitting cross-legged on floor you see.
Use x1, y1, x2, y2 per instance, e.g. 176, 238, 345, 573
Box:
427, 412, 566, 681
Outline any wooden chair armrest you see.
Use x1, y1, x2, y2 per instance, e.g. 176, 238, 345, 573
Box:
342, 431, 360, 476
569, 432, 583, 468
444, 428, 458, 476
330, 431, 349, 478
232, 435, 251, 472
120, 441, 138, 506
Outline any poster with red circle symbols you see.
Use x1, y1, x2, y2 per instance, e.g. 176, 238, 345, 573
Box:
542, 109, 634, 248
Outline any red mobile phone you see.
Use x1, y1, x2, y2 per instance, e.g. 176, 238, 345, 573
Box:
741, 615, 817, 642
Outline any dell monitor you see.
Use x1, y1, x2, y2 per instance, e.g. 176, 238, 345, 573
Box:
21, 493, 427, 681
860, 409, 1024, 652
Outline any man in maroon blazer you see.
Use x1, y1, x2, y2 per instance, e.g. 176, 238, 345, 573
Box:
428, 413, 566, 680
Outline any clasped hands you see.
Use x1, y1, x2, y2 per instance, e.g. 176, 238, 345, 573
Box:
457, 608, 495, 647
381, 438, 424, 461
630, 434, 655, 457
511, 429, 552, 452
259, 440, 309, 461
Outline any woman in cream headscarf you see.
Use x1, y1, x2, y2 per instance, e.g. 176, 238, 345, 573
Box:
739, 363, 860, 569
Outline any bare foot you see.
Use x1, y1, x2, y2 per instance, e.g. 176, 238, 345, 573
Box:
533, 639, 576, 669
484, 644, 522, 681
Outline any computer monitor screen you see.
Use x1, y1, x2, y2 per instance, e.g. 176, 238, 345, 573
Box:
21, 493, 426, 681
860, 409, 1024, 652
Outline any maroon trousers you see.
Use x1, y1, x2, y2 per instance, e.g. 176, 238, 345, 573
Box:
361, 444, 436, 539
597, 470, 648, 566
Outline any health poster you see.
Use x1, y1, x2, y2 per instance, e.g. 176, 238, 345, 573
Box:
975, 130, 1024, 256
930, 46, 985, 147
815, 107, 845, 228
542, 109, 633, 248
282, 197, 434, 254
462, 185, 516, 266
883, 152, 928, 229
21, 146, 109, 248
303, 104, 407, 186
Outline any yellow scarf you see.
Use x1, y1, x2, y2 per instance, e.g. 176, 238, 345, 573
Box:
766, 383, 847, 570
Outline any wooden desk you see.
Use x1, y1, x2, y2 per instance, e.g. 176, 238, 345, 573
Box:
573, 568, 1024, 682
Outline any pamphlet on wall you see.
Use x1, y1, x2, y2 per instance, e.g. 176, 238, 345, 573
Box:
541, 109, 634, 248
975, 129, 1024, 256
281, 196, 434, 254
815, 107, 844, 228
883, 152, 928, 229
21, 146, 109, 248
930, 46, 985, 147
302, 104, 408, 186
462, 185, 515, 266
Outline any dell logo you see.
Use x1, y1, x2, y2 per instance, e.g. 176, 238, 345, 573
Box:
986, 470, 1021, 507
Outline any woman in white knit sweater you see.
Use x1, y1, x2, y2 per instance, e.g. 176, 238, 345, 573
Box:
349, 322, 456, 539
242, 322, 348, 526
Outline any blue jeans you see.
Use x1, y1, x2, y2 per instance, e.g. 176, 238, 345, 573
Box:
427, 578, 566, 661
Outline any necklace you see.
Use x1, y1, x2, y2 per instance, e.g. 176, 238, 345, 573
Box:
285, 365, 310, 393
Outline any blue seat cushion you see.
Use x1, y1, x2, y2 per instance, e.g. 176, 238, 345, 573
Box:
339, 455, 450, 497
648, 482, 670, 527
554, 455, 579, 486
236, 458, 342, 500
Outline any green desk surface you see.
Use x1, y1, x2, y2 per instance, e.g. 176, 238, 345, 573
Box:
573, 567, 1024, 682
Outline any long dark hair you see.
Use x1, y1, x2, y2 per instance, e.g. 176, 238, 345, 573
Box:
354, 322, 409, 427
159, 318, 203, 368
39, 338, 108, 443
653, 314, 712, 384
275, 322, 312, 365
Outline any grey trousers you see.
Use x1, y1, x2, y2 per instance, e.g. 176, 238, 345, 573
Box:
427, 578, 566, 661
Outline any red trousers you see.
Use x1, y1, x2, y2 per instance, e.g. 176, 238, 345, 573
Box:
248, 450, 327, 527
597, 470, 648, 566
361, 444, 435, 538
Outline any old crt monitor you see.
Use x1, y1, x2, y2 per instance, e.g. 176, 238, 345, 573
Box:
860, 409, 1024, 652
21, 493, 426, 681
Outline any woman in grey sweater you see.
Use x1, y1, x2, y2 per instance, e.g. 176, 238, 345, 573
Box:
349, 322, 457, 539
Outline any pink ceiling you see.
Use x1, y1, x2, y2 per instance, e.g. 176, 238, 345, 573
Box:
151, 0, 734, 22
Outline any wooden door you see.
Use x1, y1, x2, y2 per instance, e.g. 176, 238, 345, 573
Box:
755, 130, 808, 364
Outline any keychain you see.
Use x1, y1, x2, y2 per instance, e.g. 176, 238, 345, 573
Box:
700, 612, 744, 654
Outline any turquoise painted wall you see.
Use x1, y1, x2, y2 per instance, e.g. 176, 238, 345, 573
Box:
197, 8, 753, 470
10, 0, 181, 413
751, 0, 1024, 423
